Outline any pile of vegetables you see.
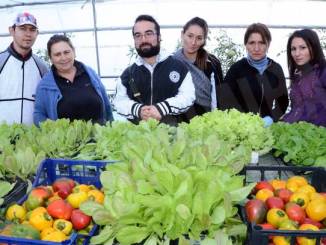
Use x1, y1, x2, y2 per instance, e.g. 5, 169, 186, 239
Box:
0, 123, 44, 181
1, 177, 103, 242
0, 123, 40, 206
0, 110, 280, 244
180, 109, 274, 155
245, 175, 326, 245
80, 120, 256, 245
0, 109, 274, 181
0, 119, 96, 204
0, 120, 96, 182
271, 122, 326, 166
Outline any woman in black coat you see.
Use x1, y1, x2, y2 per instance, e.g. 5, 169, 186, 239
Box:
220, 23, 289, 124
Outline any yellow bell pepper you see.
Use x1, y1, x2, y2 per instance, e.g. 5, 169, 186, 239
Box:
66, 191, 88, 208
53, 219, 73, 235
290, 192, 310, 209
40, 227, 56, 240
73, 184, 91, 193
87, 189, 105, 204
29, 207, 53, 231
42, 230, 67, 242
297, 223, 319, 245
5, 204, 26, 223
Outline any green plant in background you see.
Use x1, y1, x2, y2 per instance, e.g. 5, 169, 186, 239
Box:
211, 30, 244, 75
35, 49, 50, 66
271, 121, 326, 166
174, 38, 182, 51
127, 45, 138, 65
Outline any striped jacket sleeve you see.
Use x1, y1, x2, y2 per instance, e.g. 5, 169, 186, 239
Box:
155, 71, 195, 116
113, 77, 143, 119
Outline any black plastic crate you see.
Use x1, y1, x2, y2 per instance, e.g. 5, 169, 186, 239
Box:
240, 165, 326, 245
1, 177, 29, 209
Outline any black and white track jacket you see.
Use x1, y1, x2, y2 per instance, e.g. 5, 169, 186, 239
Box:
0, 44, 48, 124
114, 52, 195, 122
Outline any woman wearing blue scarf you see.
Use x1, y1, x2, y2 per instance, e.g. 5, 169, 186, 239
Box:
220, 23, 289, 126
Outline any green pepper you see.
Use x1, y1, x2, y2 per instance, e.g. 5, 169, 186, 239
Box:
11, 223, 40, 240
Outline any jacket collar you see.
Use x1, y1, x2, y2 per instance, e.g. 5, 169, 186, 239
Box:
134, 50, 170, 66
38, 70, 59, 90
39, 62, 94, 91
7, 43, 32, 61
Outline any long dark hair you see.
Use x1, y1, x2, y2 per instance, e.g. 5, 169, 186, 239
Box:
182, 17, 208, 71
287, 29, 326, 80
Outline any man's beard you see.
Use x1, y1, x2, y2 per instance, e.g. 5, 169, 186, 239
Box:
136, 42, 160, 58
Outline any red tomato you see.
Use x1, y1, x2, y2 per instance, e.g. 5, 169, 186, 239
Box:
30, 186, 52, 200
274, 188, 293, 204
25, 186, 53, 210
321, 237, 326, 245
285, 202, 306, 224
47, 199, 73, 220
253, 181, 274, 194
52, 178, 75, 199
245, 199, 267, 224
302, 217, 323, 229
266, 197, 285, 210
71, 209, 91, 230
258, 223, 275, 241
258, 223, 275, 229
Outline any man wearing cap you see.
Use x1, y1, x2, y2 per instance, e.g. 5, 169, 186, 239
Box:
0, 12, 48, 125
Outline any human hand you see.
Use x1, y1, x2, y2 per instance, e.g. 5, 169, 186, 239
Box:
147, 106, 162, 121
140, 106, 151, 120
140, 105, 162, 121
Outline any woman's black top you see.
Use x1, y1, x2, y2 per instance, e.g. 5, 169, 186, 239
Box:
53, 61, 103, 123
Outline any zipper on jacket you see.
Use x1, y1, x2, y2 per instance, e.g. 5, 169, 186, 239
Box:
143, 61, 157, 105
258, 77, 264, 114
21, 61, 25, 123
255, 60, 272, 115
150, 71, 153, 105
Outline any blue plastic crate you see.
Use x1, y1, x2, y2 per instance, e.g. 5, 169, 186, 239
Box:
32, 158, 110, 188
0, 158, 112, 245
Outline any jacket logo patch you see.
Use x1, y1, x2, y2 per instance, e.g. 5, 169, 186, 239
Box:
169, 71, 180, 83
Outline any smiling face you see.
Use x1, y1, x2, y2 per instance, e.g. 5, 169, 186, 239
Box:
245, 32, 269, 61
9, 24, 38, 55
181, 24, 205, 58
290, 37, 312, 66
49, 41, 75, 74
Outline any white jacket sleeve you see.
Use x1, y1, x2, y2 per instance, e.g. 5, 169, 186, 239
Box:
155, 71, 195, 116
113, 77, 143, 119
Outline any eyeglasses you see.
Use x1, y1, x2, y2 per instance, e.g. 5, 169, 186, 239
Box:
133, 30, 157, 41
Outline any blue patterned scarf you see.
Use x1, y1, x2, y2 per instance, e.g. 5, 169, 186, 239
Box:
247, 55, 268, 75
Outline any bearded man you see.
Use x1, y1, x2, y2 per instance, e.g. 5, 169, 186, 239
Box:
113, 15, 195, 125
